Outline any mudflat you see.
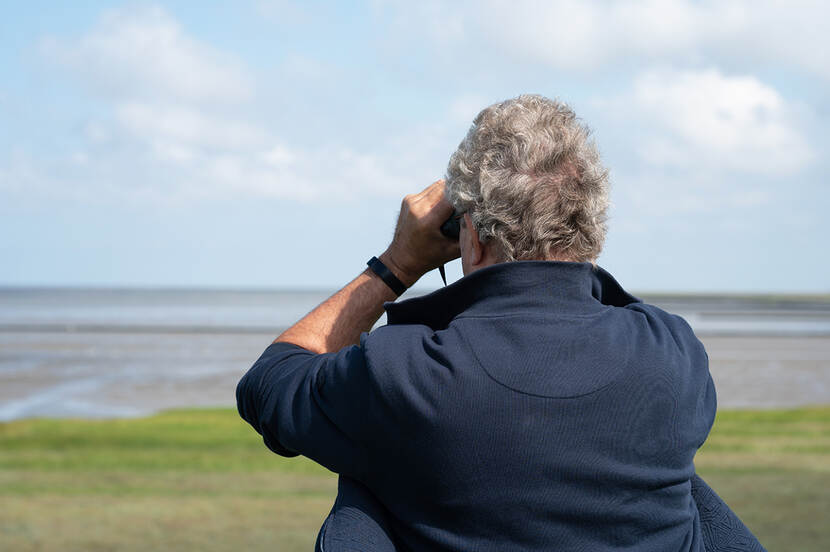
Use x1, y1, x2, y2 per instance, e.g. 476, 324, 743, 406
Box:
700, 335, 830, 408
0, 331, 828, 420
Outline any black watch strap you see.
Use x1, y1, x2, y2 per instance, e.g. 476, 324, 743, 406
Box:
367, 256, 407, 296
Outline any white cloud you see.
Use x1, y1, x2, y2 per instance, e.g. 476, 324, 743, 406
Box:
24, 3, 821, 208
1, 126, 411, 204
26, 5, 419, 203
105, 101, 415, 201
613, 166, 775, 217
41, 5, 252, 104
589, 68, 817, 220
189, 144, 410, 202
474, 0, 730, 69
627, 69, 813, 174
261, 145, 297, 166
382, 1, 830, 80
279, 53, 333, 81
115, 103, 268, 155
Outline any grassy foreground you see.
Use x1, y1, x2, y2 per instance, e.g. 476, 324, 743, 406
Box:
1, 407, 828, 551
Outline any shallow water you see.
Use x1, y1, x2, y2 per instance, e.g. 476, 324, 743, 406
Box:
1, 288, 828, 420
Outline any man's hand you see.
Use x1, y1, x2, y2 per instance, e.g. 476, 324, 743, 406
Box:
380, 180, 461, 288
273, 180, 460, 353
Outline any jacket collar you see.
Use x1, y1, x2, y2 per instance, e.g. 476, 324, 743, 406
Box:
385, 261, 641, 330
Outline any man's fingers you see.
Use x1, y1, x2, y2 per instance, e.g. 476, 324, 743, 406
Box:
406, 180, 454, 224
414, 179, 445, 201
420, 179, 453, 220
425, 179, 446, 198
387, 179, 461, 278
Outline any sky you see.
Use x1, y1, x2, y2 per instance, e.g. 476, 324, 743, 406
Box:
1, 1, 828, 292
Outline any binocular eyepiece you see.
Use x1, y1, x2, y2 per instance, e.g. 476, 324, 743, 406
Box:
440, 211, 463, 241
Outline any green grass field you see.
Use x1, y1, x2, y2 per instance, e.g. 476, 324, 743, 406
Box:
1, 407, 828, 551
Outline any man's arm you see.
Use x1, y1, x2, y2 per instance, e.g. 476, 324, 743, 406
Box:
274, 180, 459, 354
236, 180, 459, 474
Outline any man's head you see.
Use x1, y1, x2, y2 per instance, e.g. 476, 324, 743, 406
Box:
445, 94, 609, 274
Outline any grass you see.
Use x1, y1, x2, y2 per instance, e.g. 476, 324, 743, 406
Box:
694, 408, 830, 550
1, 407, 828, 551
0, 409, 334, 552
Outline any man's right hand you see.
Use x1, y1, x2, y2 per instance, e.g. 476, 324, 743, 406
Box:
380, 180, 461, 288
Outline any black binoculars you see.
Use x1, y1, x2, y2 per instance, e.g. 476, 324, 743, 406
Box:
440, 211, 463, 241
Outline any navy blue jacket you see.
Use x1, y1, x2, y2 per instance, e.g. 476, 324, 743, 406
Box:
238, 261, 746, 551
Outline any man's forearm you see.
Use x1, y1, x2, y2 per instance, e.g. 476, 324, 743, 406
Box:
273, 252, 418, 354
274, 181, 459, 354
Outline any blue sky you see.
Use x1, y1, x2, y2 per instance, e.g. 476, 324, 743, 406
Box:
1, 1, 828, 292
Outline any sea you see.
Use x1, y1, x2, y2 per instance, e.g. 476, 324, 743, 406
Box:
1, 288, 829, 421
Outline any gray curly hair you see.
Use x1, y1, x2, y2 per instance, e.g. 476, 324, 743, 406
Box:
445, 94, 610, 265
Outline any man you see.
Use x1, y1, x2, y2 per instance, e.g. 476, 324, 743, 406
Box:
237, 95, 764, 551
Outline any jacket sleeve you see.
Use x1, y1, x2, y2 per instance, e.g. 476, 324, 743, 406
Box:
236, 340, 372, 480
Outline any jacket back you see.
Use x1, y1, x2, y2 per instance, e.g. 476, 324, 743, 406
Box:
238, 261, 716, 551
359, 262, 715, 551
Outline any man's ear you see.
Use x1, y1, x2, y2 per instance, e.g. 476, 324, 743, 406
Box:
464, 214, 484, 266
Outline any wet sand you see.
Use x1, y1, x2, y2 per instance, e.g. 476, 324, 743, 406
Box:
0, 331, 274, 420
1, 330, 828, 420
700, 335, 830, 408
